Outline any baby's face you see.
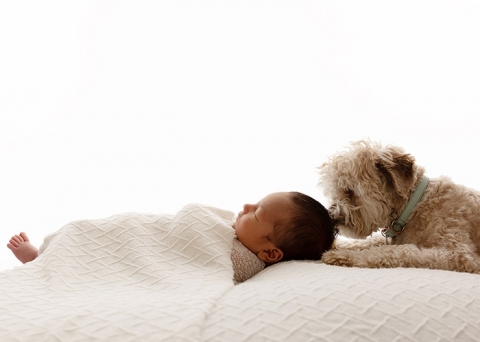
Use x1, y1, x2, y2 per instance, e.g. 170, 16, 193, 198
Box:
233, 192, 293, 260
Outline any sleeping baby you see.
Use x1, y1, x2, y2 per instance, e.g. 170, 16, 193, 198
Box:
7, 192, 337, 283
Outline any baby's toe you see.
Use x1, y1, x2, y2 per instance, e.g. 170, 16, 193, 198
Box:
9, 236, 21, 246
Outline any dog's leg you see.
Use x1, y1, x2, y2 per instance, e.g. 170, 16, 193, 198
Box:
322, 244, 480, 274
333, 231, 385, 251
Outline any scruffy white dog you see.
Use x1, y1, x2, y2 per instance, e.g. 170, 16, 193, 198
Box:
318, 140, 480, 274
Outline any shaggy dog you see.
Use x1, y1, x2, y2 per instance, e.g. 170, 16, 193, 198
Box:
318, 140, 480, 274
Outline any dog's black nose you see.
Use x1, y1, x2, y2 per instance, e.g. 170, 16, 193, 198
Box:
328, 205, 345, 225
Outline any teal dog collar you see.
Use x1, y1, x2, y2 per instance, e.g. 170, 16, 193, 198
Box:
382, 175, 430, 239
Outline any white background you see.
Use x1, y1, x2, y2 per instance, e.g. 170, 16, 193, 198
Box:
1, 1, 479, 271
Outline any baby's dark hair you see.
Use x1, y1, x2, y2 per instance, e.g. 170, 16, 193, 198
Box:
272, 192, 338, 262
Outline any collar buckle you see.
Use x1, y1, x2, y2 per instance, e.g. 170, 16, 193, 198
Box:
381, 220, 406, 238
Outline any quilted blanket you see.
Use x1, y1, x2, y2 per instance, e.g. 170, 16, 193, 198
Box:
0, 204, 236, 341
2, 204, 479, 341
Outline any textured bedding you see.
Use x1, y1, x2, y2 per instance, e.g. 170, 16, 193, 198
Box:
0, 204, 237, 341
205, 263, 480, 341
1, 206, 479, 341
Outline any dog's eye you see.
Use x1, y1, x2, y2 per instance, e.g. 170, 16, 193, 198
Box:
344, 188, 354, 198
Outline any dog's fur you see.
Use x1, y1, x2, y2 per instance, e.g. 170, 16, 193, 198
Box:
318, 140, 480, 273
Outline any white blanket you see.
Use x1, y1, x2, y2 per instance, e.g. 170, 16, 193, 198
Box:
2, 204, 479, 341
0, 204, 236, 341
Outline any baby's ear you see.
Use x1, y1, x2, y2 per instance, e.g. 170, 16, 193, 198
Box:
258, 247, 284, 264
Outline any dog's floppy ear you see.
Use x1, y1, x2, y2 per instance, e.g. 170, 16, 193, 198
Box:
375, 152, 416, 199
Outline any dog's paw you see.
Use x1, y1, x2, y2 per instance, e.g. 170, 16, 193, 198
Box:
321, 250, 355, 267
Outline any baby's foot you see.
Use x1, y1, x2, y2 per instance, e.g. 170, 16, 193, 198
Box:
7, 232, 38, 264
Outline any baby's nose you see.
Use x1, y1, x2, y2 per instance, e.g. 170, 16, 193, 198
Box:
243, 203, 254, 212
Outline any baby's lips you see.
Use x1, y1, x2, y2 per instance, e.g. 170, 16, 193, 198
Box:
233, 212, 242, 228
